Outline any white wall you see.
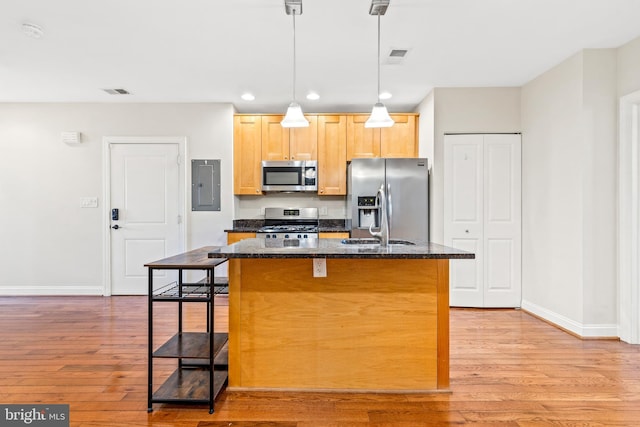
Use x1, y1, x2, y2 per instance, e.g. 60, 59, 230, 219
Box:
0, 103, 234, 295
618, 35, 640, 97
582, 50, 618, 325
430, 87, 521, 244
416, 90, 435, 162
520, 50, 618, 333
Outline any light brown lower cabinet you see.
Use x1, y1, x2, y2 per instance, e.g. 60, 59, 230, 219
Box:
319, 232, 349, 239
227, 232, 256, 244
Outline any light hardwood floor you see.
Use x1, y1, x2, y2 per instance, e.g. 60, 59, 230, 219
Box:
0, 295, 639, 426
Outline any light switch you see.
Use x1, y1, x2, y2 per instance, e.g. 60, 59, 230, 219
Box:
81, 197, 98, 208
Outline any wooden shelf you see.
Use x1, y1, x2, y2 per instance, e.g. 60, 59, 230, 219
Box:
153, 332, 228, 359
152, 368, 228, 403
147, 247, 228, 413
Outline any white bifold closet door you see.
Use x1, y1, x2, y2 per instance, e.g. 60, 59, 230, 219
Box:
444, 134, 521, 308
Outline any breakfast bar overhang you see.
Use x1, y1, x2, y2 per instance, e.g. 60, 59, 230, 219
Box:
208, 238, 473, 392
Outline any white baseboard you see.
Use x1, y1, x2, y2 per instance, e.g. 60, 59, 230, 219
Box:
0, 285, 104, 296
521, 299, 618, 338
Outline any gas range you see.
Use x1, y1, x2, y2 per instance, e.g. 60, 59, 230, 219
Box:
256, 207, 319, 240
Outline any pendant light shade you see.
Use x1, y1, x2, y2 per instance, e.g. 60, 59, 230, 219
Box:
365, 102, 394, 128
365, 2, 394, 128
281, 1, 309, 128
281, 102, 309, 127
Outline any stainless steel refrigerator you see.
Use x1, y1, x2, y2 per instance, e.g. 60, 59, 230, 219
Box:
347, 158, 429, 241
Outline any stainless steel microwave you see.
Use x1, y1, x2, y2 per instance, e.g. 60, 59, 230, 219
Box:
261, 160, 317, 192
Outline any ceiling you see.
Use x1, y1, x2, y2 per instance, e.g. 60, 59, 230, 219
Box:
2, 0, 640, 113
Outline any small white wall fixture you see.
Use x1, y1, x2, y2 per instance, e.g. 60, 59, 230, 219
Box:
619, 89, 640, 344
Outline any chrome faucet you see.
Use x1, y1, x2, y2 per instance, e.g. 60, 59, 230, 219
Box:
369, 183, 390, 247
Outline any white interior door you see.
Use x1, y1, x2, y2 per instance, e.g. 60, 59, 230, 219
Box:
483, 134, 521, 307
444, 134, 521, 308
445, 135, 484, 307
108, 140, 184, 295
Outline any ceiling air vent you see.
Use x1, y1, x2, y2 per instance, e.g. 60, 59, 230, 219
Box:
102, 88, 131, 95
387, 49, 409, 65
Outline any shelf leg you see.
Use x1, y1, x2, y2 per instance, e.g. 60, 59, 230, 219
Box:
147, 267, 154, 413
210, 266, 215, 413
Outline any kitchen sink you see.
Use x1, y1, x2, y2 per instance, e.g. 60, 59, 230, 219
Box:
341, 238, 416, 246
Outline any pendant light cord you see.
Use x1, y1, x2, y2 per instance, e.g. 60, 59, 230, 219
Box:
292, 12, 297, 102
376, 13, 381, 103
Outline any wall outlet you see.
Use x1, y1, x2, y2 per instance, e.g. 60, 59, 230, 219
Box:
319, 206, 328, 216
313, 258, 327, 278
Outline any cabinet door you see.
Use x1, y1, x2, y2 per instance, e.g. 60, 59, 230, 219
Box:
227, 232, 256, 244
380, 115, 417, 158
233, 116, 263, 195
319, 232, 349, 239
317, 115, 347, 195
289, 115, 318, 160
261, 115, 290, 160
346, 115, 381, 160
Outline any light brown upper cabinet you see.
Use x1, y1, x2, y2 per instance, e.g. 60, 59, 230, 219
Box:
261, 115, 289, 161
380, 115, 418, 158
261, 115, 318, 161
234, 113, 417, 195
346, 114, 418, 160
233, 115, 263, 195
346, 115, 381, 159
317, 115, 347, 195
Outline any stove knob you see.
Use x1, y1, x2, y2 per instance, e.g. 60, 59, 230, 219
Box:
303, 234, 308, 238
271, 234, 276, 239
284, 234, 290, 239
297, 234, 302, 239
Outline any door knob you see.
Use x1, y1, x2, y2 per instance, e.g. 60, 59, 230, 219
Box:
111, 225, 120, 230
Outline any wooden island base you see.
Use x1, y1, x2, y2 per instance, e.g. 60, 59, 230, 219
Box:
227, 257, 450, 392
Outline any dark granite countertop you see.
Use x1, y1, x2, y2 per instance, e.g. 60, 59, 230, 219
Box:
207, 238, 474, 260
318, 226, 350, 233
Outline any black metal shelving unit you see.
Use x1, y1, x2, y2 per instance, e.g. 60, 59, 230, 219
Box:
145, 247, 228, 414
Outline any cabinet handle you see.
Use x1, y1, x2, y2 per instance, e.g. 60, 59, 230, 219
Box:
465, 229, 469, 233
256, 189, 260, 193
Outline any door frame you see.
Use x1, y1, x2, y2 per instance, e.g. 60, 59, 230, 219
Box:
102, 136, 188, 296
619, 90, 640, 344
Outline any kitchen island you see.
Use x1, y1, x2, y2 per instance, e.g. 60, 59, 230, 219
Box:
208, 238, 473, 393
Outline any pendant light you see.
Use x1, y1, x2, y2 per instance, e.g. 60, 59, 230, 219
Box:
365, 0, 394, 128
281, 0, 309, 128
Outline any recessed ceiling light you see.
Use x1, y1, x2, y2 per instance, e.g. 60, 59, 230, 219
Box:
22, 22, 44, 39
379, 91, 392, 100
306, 92, 320, 101
241, 93, 255, 101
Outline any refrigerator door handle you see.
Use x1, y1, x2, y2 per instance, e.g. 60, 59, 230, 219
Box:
387, 182, 392, 231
